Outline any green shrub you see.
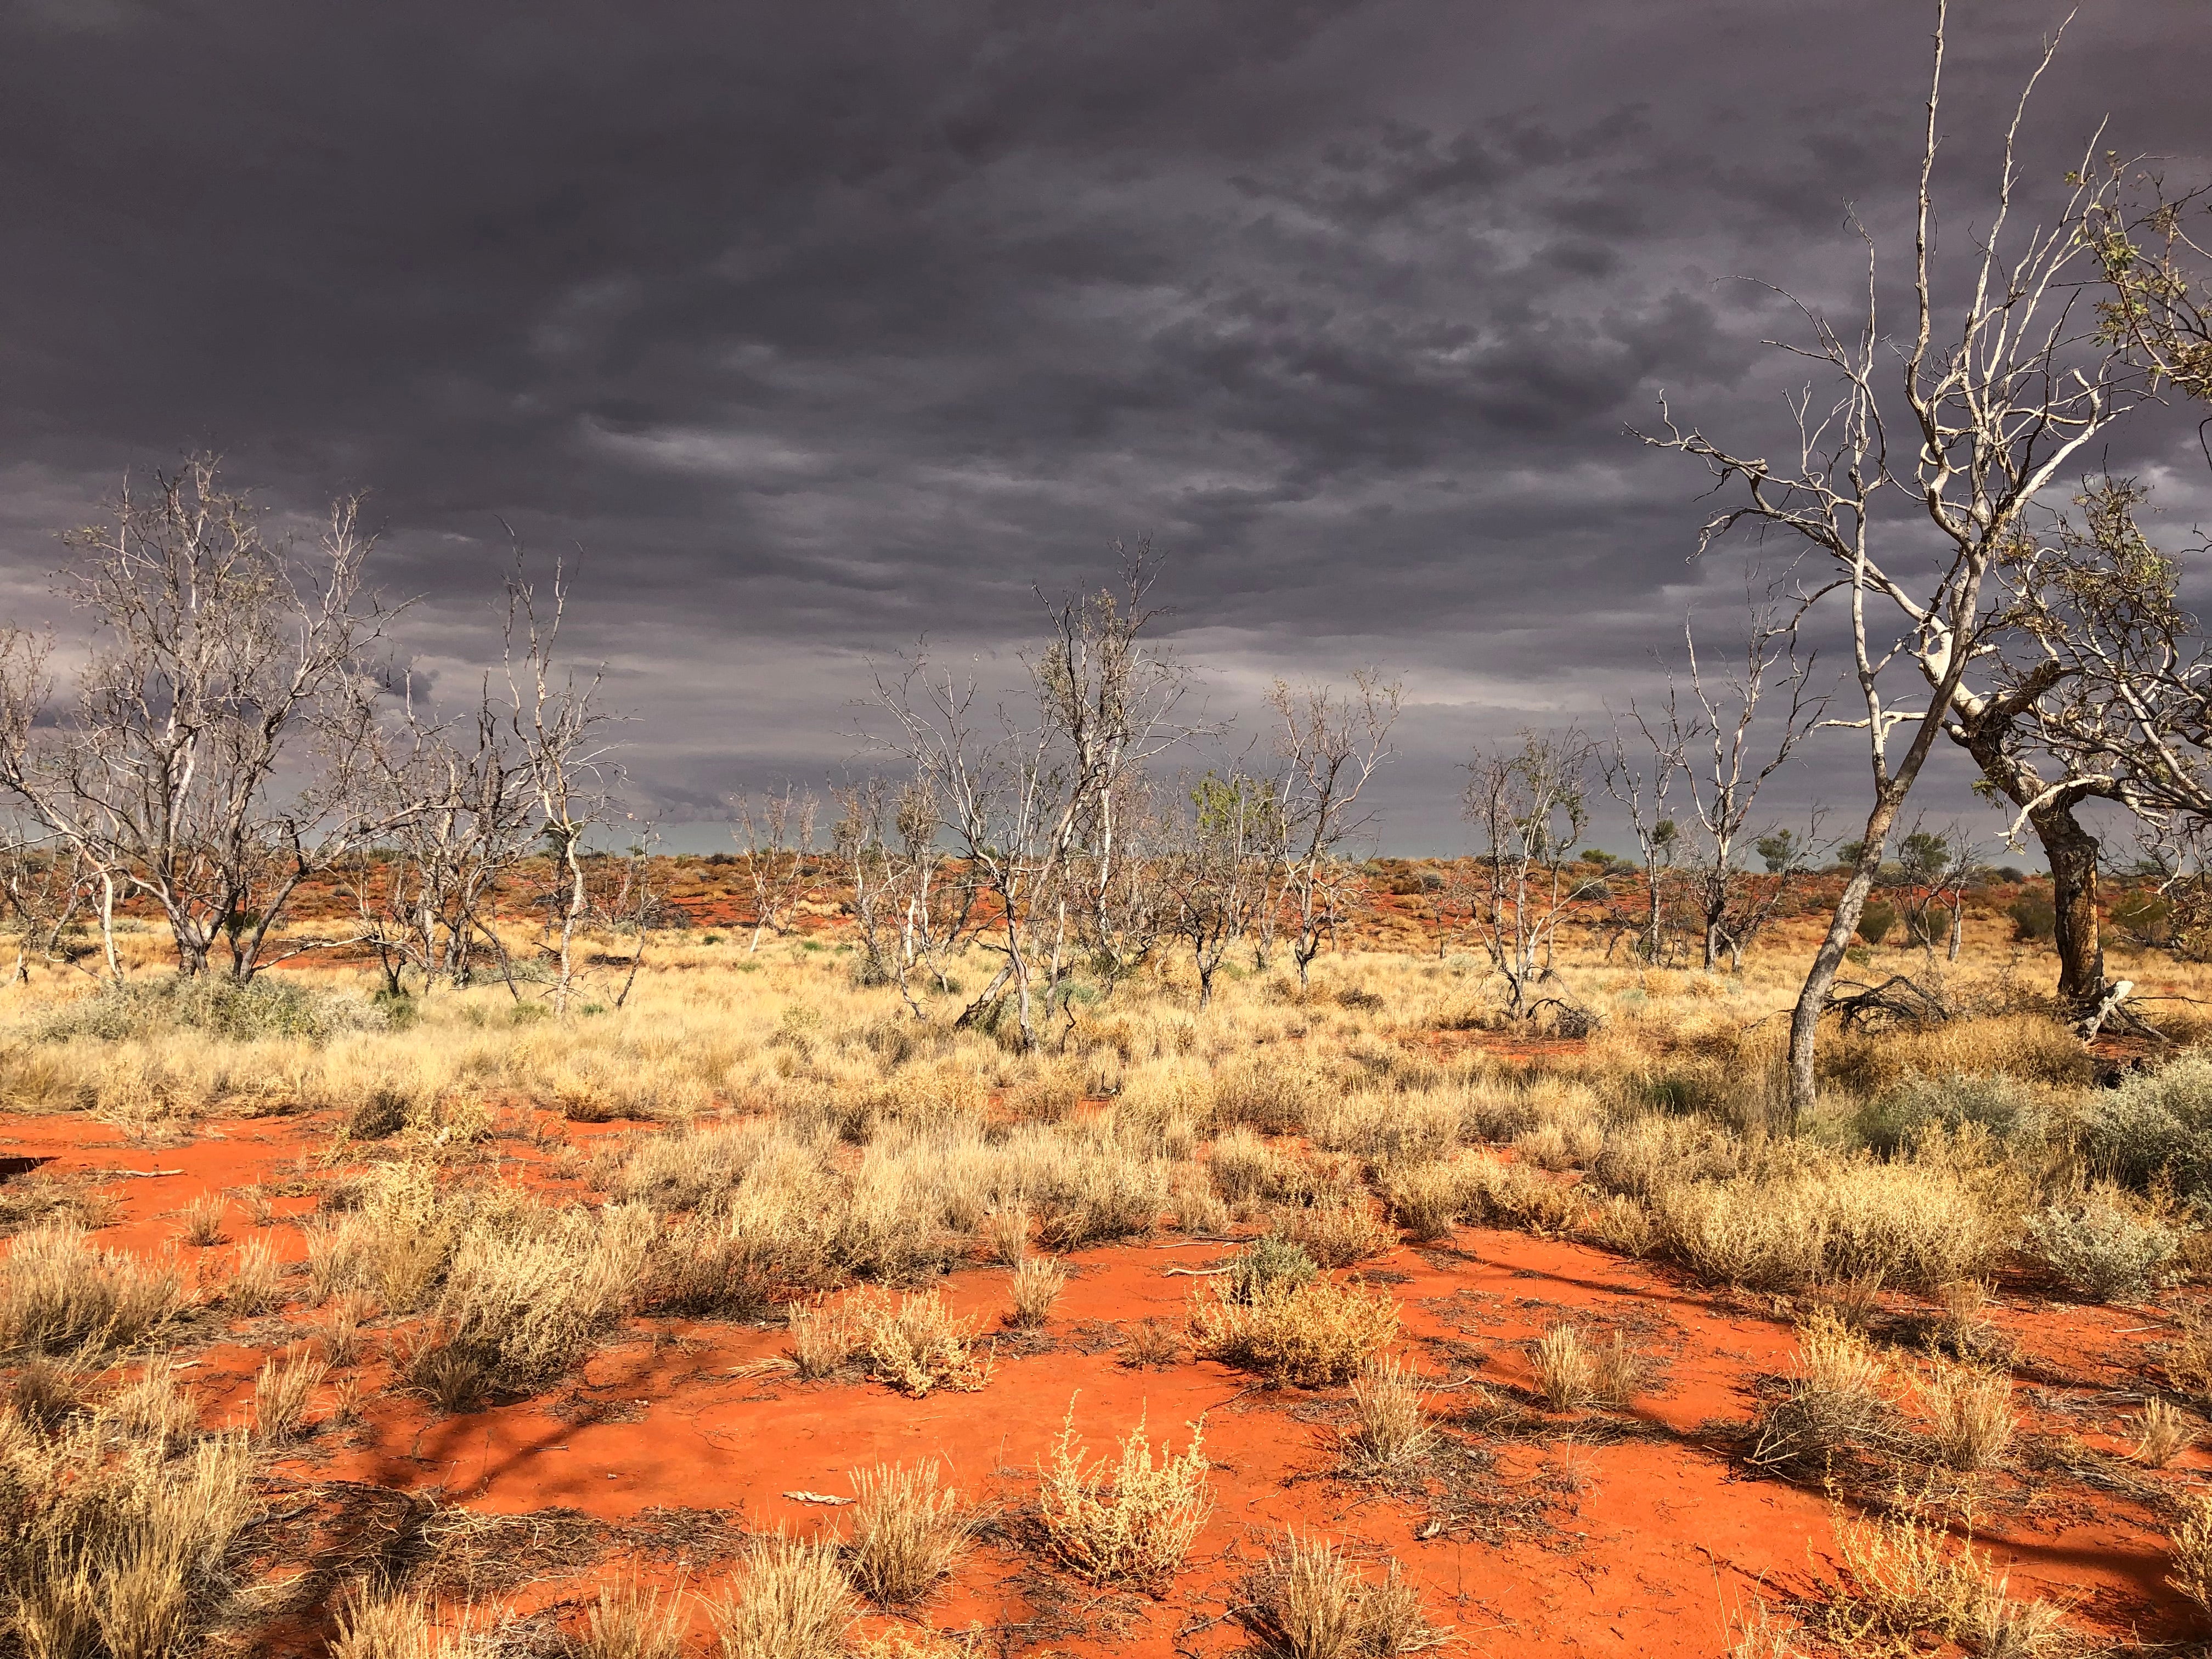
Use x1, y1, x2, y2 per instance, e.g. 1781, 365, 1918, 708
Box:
1226, 1235, 1318, 1304
2008, 892, 2057, 943
37, 974, 383, 1043
2075, 1054, 2212, 1200
2024, 1195, 2179, 1301
1855, 902, 1896, 946
1855, 1073, 2042, 1156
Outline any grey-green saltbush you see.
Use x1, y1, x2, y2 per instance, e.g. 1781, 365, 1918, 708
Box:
2024, 1195, 2179, 1302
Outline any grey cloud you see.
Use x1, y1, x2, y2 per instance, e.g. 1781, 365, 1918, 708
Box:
2, 0, 2209, 847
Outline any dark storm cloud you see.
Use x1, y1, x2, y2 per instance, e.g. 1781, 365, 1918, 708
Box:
3, 0, 2210, 842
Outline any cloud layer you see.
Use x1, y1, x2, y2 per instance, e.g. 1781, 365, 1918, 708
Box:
3, 0, 2209, 847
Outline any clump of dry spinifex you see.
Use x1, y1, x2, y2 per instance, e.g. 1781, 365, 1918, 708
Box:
1527, 1323, 1643, 1412
1, 1374, 261, 1659
844, 1460, 973, 1605
1233, 1529, 1447, 1659
711, 1533, 860, 1659
1036, 1396, 1212, 1587
1750, 1312, 1905, 1475
1005, 1254, 1068, 1328
1344, 1354, 1435, 1469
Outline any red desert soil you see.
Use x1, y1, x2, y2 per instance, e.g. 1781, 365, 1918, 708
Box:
4, 1104, 2203, 1656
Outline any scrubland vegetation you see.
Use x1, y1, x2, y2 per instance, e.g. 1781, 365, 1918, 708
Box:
3, 889, 2212, 1654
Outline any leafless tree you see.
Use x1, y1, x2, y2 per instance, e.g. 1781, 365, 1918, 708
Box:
501, 559, 618, 1018
1669, 612, 1827, 971
735, 784, 819, 952
1599, 705, 1686, 967
1162, 767, 1275, 1009
1463, 730, 1606, 1022
0, 830, 96, 983
0, 460, 419, 981
870, 558, 1197, 1051
1268, 670, 1401, 989
1643, 5, 2137, 1120
342, 679, 538, 998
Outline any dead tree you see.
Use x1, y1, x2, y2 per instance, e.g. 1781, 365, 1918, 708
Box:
501, 560, 618, 1018
1463, 730, 1606, 1022
1672, 612, 1826, 971
1643, 5, 2137, 1121
1268, 670, 1401, 989
1598, 705, 1685, 967
870, 559, 1195, 1051
0, 461, 419, 980
1163, 768, 1273, 1009
735, 784, 818, 952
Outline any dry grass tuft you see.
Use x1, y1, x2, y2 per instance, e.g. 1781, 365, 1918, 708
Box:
1189, 1277, 1398, 1387
1920, 1359, 2014, 1471
331, 1584, 448, 1659
1233, 1530, 1447, 1658
787, 1295, 860, 1380
327, 1287, 375, 1364
0, 1222, 185, 1361
579, 1576, 687, 1659
1036, 1396, 1212, 1586
845, 1460, 973, 1605
2173, 1491, 2212, 1626
1278, 1197, 1397, 1268
984, 1207, 1030, 1266
854, 1290, 993, 1397
250, 1346, 326, 1445
179, 1192, 228, 1247
1529, 1323, 1596, 1411
1119, 1317, 1183, 1369
224, 1234, 286, 1315
6, 1353, 87, 1432
2131, 1398, 2196, 1468
1345, 1354, 1434, 1469
1751, 1312, 1900, 1471
1006, 1255, 1068, 1328
711, 1532, 859, 1659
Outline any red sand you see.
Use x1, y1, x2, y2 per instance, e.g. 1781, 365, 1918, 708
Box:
3, 1104, 2203, 1655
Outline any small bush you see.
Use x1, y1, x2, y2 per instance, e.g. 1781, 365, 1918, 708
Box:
845, 1460, 971, 1605
2077, 1053, 2212, 1200
1227, 1235, 1318, 1303
1234, 1530, 1445, 1659
1035, 1397, 1212, 1587
38, 974, 383, 1045
1856, 902, 1896, 946
2023, 1194, 2179, 1301
179, 1193, 227, 1247
1823, 1509, 2068, 1656
1189, 1278, 1398, 1387
2008, 892, 2057, 943
1856, 1073, 2041, 1156
854, 1290, 992, 1397
711, 1533, 859, 1659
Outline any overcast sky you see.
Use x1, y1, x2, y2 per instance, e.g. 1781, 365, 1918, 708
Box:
4, 0, 2210, 855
